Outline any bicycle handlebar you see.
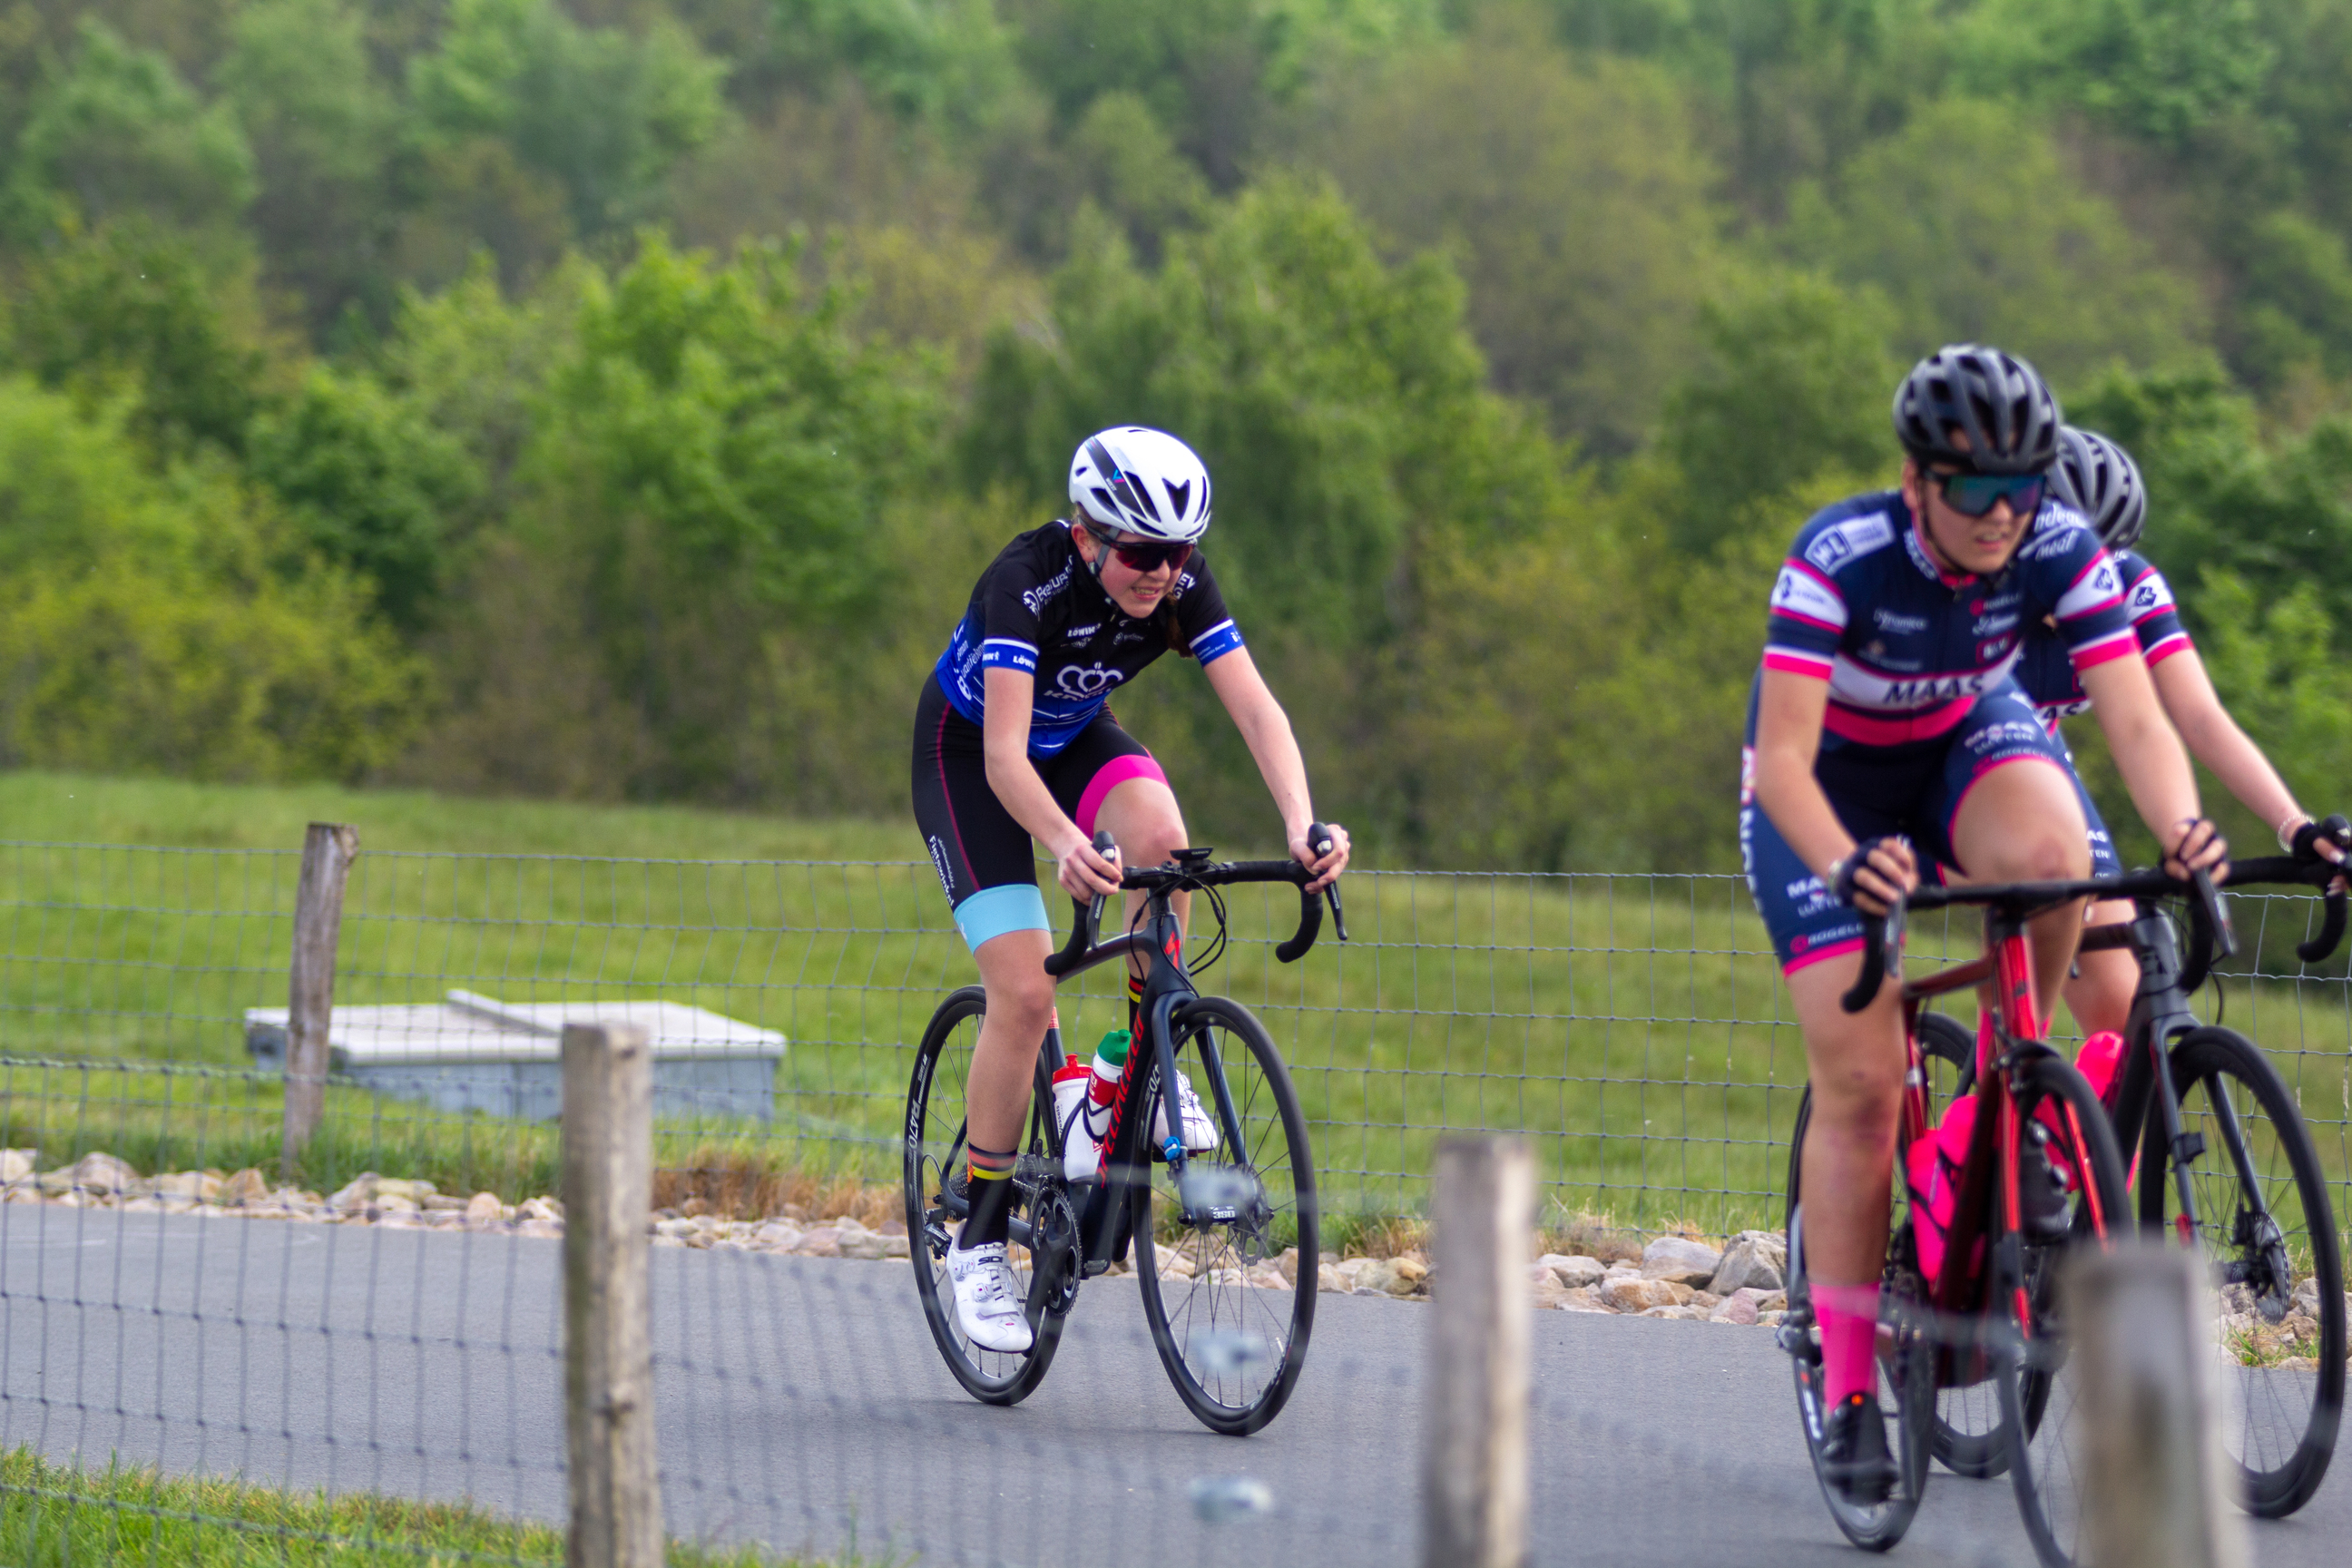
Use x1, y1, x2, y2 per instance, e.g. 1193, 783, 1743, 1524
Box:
2211, 854, 2348, 965
1041, 822, 1348, 976
1836, 862, 2241, 1014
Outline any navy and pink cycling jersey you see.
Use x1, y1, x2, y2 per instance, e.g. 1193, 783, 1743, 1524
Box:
2011, 548, 2192, 727
1762, 489, 2137, 748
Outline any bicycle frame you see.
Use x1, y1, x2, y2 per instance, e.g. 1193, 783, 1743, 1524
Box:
1898, 907, 2107, 1331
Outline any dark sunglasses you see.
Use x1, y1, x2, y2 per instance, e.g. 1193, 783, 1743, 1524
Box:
1084, 524, 1192, 574
1929, 469, 2046, 519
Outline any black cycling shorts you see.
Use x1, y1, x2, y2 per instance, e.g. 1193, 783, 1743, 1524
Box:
912, 673, 1168, 949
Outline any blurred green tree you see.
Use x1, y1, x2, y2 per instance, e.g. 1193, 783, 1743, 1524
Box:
218, 0, 399, 338
0, 376, 426, 781
1783, 96, 2209, 382
3, 19, 255, 240
407, 0, 730, 237
247, 367, 485, 633
1657, 267, 1899, 551
1306, 15, 1725, 454
5, 220, 272, 459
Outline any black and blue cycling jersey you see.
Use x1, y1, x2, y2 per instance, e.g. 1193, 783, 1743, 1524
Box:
1743, 489, 2140, 971
2010, 548, 2191, 727
932, 521, 1246, 758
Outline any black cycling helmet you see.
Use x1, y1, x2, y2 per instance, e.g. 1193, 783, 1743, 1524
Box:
2049, 426, 2147, 552
1891, 344, 2062, 475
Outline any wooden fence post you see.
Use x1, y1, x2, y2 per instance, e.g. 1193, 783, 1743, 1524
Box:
1423, 1136, 1534, 1568
279, 821, 359, 1181
563, 1022, 662, 1568
2069, 1241, 2251, 1568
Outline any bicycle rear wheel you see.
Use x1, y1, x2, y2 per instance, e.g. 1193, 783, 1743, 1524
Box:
1914, 1012, 2011, 1480
2002, 1053, 2132, 1568
2156, 1026, 2345, 1517
1133, 995, 1318, 1436
904, 985, 1071, 1406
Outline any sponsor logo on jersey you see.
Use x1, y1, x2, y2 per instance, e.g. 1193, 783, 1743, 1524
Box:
1972, 612, 2019, 636
1872, 608, 1929, 633
927, 836, 955, 898
1065, 622, 1101, 641
1051, 662, 1127, 699
1771, 564, 1847, 627
2055, 559, 2123, 619
1740, 746, 1756, 806
2129, 573, 2175, 614
1965, 720, 2045, 754
2019, 514, 2088, 561
1978, 638, 2014, 663
1021, 561, 1075, 616
1882, 672, 1992, 704
1803, 512, 1894, 573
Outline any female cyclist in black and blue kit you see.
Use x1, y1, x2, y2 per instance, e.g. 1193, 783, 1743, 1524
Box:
912, 426, 1348, 1356
1741, 346, 2229, 1499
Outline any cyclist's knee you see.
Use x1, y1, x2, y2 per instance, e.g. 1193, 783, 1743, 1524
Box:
1970, 828, 2090, 886
990, 965, 1055, 1023
1117, 809, 1190, 870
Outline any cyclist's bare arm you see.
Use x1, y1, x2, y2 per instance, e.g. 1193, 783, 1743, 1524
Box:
1202, 647, 1349, 890
2076, 655, 2227, 876
982, 667, 1122, 900
1751, 668, 1916, 909
2151, 647, 2338, 858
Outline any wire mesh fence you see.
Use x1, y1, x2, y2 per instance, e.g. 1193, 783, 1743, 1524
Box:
2, 840, 2346, 1237
0, 838, 2348, 1564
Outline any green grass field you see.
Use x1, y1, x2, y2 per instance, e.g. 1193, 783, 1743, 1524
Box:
1, 770, 2347, 1240
0, 1446, 850, 1567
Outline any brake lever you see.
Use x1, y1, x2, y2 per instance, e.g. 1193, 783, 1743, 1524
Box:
1839, 900, 1906, 1014
1087, 827, 1118, 936
1307, 820, 1348, 942
2192, 867, 2237, 961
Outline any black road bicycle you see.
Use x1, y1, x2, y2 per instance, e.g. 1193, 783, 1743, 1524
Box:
903, 829, 1345, 1436
1916, 854, 2347, 1524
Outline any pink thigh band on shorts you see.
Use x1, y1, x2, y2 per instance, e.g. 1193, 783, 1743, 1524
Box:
1075, 754, 1169, 838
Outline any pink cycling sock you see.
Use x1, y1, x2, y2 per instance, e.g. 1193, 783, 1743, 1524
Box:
1814, 1282, 1881, 1406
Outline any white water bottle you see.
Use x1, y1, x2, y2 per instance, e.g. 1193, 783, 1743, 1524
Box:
1059, 1029, 1129, 1181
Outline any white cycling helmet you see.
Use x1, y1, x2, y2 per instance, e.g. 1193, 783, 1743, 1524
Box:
1067, 426, 1213, 543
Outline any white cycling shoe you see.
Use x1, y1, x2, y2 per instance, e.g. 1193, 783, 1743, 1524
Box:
1157, 1073, 1220, 1153
946, 1240, 1034, 1354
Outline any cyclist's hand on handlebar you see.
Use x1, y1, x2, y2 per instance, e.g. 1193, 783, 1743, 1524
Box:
1829, 836, 1916, 916
2163, 817, 2229, 883
1054, 834, 1122, 901
2288, 813, 2351, 895
1290, 820, 1349, 893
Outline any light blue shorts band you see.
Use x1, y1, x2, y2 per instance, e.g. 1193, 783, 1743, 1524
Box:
953, 883, 1052, 951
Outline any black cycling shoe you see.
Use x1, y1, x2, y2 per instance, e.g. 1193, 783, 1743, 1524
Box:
2019, 1127, 2074, 1240
1818, 1391, 1898, 1504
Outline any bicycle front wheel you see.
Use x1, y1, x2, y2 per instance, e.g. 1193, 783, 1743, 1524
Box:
2002, 1052, 2132, 1568
2158, 1026, 2345, 1517
904, 985, 1068, 1406
1132, 995, 1318, 1436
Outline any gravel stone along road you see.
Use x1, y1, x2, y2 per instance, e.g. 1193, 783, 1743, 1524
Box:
1, 1206, 2344, 1567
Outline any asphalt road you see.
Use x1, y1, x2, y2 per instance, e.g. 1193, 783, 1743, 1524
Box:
2, 1204, 2344, 1567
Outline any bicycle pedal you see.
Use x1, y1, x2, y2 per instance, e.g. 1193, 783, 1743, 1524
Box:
2172, 1131, 2207, 1164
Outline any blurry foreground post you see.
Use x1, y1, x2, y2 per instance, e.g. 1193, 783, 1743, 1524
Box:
2069, 1241, 2250, 1568
279, 821, 359, 1181
1424, 1136, 1534, 1568
563, 1022, 662, 1568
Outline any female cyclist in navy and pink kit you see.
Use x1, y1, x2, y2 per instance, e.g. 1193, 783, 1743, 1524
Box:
1740, 346, 2228, 1500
